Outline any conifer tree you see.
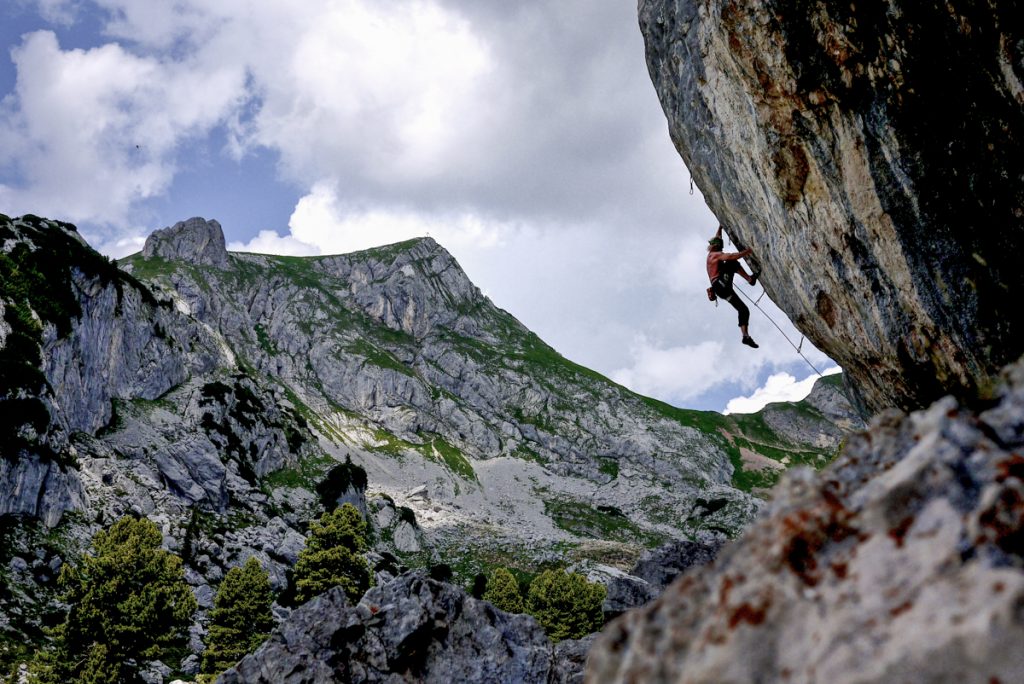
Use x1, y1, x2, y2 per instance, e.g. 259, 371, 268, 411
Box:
292, 503, 371, 603
201, 557, 275, 676
483, 567, 525, 614
526, 568, 606, 642
45, 516, 197, 682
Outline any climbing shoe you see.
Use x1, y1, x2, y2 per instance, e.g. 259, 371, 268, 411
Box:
742, 336, 759, 348
748, 274, 758, 286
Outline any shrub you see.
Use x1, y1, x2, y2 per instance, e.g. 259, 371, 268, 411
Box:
526, 569, 606, 642
314, 457, 368, 511
483, 567, 524, 614
201, 557, 275, 676
43, 516, 197, 682
292, 504, 371, 604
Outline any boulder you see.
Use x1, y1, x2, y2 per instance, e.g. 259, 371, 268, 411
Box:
629, 535, 724, 591
586, 358, 1024, 682
143, 217, 229, 268
218, 571, 557, 683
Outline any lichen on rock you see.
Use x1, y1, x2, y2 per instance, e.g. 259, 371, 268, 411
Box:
586, 355, 1024, 682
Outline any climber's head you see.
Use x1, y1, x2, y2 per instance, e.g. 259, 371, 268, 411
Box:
708, 236, 724, 252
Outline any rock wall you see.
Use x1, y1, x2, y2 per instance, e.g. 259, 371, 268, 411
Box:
143, 217, 229, 268
586, 356, 1024, 682
639, 0, 1024, 414
218, 572, 565, 684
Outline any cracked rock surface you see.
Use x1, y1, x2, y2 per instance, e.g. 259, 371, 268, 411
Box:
587, 356, 1024, 683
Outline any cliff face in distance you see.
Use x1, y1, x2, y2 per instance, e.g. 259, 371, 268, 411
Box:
0, 213, 859, 671
639, 0, 1024, 415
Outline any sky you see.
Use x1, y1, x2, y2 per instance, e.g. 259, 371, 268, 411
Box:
0, 0, 838, 413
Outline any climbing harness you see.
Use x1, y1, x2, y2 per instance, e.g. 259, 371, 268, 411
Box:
734, 285, 825, 378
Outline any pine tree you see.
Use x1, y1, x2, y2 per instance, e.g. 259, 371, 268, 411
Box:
292, 504, 371, 603
45, 515, 197, 682
483, 567, 525, 614
526, 568, 606, 642
201, 557, 275, 676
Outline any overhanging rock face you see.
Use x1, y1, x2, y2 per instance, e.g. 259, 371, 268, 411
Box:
639, 0, 1024, 414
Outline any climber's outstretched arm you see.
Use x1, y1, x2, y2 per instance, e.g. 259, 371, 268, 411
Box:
718, 248, 752, 261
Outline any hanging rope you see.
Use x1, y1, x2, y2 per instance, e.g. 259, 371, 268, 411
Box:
734, 285, 824, 378
689, 176, 695, 196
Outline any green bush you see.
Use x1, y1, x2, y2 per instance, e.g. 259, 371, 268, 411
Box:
201, 557, 275, 676
526, 569, 606, 642
292, 504, 371, 603
42, 516, 197, 682
482, 567, 524, 614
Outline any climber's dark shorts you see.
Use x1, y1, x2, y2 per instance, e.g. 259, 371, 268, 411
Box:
712, 277, 749, 327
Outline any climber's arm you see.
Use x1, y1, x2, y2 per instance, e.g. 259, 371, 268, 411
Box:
718, 248, 752, 261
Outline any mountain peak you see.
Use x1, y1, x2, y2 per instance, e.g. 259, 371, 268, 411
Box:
142, 217, 228, 268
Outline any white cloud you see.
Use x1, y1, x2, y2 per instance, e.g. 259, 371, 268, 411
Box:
611, 337, 732, 404
280, 181, 507, 255
227, 230, 320, 257
32, 0, 81, 25
0, 30, 246, 229
248, 0, 493, 185
4, 0, 492, 229
724, 367, 842, 415
93, 232, 146, 258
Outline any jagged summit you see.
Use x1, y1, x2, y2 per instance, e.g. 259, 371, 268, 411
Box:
142, 216, 229, 268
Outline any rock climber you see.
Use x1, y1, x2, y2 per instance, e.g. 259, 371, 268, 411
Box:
707, 225, 758, 348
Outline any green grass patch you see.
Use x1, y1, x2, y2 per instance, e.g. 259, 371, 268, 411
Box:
425, 436, 476, 481
261, 452, 336, 491
120, 254, 178, 281
597, 458, 619, 480
543, 497, 665, 547
346, 338, 415, 377
254, 324, 279, 356
513, 444, 548, 465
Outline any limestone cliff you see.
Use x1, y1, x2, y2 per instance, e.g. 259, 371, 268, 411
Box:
639, 0, 1024, 414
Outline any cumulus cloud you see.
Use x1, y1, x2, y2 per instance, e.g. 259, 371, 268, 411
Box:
611, 338, 727, 403
226, 230, 319, 257
11, 0, 692, 228
0, 29, 246, 232
724, 367, 843, 415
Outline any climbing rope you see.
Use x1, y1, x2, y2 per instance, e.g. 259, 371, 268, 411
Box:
718, 231, 824, 377
734, 285, 825, 378
689, 176, 695, 196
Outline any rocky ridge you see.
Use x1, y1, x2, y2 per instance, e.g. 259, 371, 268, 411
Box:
0, 213, 858, 675
639, 0, 1024, 414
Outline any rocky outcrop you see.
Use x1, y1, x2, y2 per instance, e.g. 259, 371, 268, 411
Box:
586, 356, 1024, 682
0, 214, 222, 525
629, 534, 723, 590
143, 217, 229, 268
218, 571, 560, 684
0, 456, 84, 528
639, 0, 1024, 414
